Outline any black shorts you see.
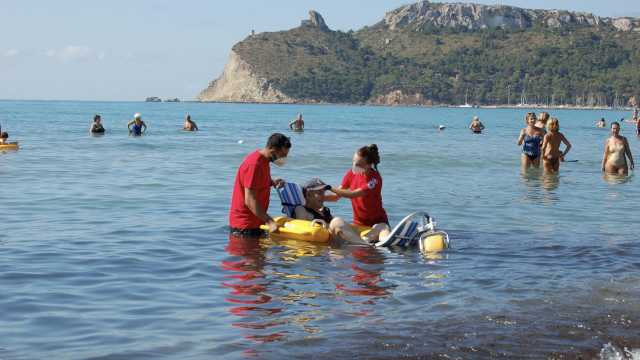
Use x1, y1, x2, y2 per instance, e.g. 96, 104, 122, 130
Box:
229, 227, 264, 237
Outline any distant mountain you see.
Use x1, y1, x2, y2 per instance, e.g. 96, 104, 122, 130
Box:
198, 2, 640, 107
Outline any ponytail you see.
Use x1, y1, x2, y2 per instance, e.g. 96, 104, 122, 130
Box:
357, 144, 381, 171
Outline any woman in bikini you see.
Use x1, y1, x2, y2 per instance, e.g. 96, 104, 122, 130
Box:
602, 122, 634, 176
541, 118, 572, 174
517, 113, 545, 171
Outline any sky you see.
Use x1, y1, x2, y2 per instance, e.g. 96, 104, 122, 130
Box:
2, 0, 640, 101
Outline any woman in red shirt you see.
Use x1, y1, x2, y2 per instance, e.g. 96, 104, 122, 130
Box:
328, 144, 390, 242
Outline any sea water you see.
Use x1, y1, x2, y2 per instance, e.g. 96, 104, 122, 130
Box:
1, 101, 639, 359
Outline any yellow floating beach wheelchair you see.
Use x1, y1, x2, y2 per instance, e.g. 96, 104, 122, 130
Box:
260, 216, 331, 243
262, 182, 450, 253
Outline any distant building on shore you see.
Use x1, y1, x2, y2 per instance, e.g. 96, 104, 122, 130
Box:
145, 97, 162, 102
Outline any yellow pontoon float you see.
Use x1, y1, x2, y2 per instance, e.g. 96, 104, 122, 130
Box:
0, 142, 19, 151
263, 182, 450, 253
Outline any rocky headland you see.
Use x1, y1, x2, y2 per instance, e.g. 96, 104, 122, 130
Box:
198, 2, 640, 107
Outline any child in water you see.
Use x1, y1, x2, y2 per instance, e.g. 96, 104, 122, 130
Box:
0, 132, 8, 144
541, 118, 572, 174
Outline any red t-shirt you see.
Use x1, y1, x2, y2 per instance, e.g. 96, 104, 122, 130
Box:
341, 169, 388, 227
229, 150, 271, 229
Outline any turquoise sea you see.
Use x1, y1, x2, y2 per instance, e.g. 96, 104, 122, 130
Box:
1, 100, 639, 359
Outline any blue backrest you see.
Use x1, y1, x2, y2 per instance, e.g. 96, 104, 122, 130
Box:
277, 182, 305, 218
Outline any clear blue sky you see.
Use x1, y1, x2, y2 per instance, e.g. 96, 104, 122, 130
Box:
2, 0, 639, 101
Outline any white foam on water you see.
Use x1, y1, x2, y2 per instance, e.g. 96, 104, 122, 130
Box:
600, 343, 640, 360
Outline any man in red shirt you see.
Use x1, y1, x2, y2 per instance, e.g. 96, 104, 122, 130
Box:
229, 133, 291, 236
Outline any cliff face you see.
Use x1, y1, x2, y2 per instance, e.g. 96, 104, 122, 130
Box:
197, 51, 294, 103
382, 1, 640, 32
198, 10, 333, 103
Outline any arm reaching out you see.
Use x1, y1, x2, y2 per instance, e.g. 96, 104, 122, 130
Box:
330, 186, 366, 199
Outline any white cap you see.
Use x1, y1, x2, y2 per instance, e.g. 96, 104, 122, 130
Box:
473, 116, 479, 121
134, 113, 141, 119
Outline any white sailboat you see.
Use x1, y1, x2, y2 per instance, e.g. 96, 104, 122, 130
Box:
459, 91, 473, 108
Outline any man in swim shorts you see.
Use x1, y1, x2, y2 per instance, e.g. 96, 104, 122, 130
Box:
229, 133, 291, 237
289, 113, 304, 131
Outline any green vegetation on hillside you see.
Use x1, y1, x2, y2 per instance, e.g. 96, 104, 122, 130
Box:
234, 24, 640, 106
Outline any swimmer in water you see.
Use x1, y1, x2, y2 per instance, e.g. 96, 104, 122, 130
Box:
289, 113, 304, 131
0, 132, 9, 144
517, 113, 545, 170
127, 113, 147, 136
541, 118, 572, 174
183, 114, 198, 131
596, 118, 606, 128
90, 114, 105, 134
469, 116, 485, 134
602, 122, 634, 176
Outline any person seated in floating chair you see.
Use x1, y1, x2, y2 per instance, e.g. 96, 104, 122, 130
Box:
278, 179, 368, 244
279, 179, 449, 250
